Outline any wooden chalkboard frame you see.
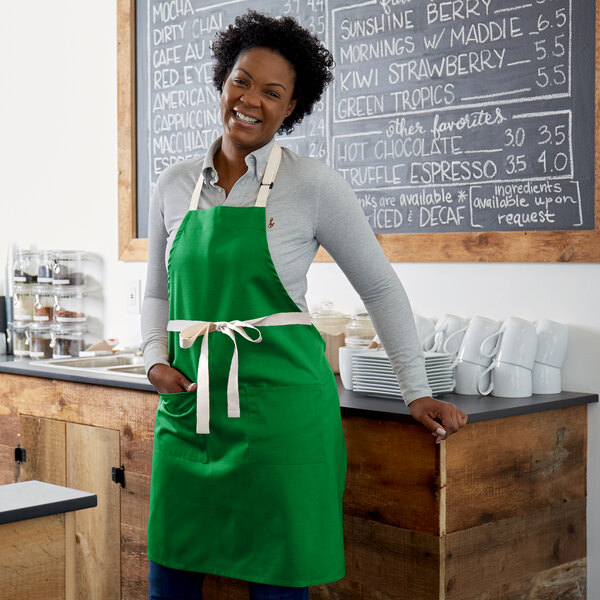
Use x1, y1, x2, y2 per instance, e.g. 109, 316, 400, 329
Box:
118, 0, 600, 262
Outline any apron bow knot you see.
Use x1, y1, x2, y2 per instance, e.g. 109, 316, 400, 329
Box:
168, 312, 312, 433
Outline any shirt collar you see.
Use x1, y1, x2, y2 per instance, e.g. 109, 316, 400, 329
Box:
201, 136, 276, 186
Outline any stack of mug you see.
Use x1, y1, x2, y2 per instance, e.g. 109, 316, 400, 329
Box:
420, 314, 469, 355
453, 316, 501, 395
414, 314, 568, 398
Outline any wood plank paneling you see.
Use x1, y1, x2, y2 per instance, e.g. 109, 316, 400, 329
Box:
0, 443, 16, 485
121, 472, 151, 600
343, 416, 442, 535
67, 422, 121, 600
19, 415, 66, 485
464, 558, 587, 600
445, 406, 587, 532
445, 498, 586, 600
312, 515, 440, 600
0, 514, 65, 600
0, 374, 155, 476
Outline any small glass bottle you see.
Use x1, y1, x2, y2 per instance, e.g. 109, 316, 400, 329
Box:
51, 323, 87, 358
53, 287, 86, 323
38, 250, 56, 285
345, 313, 376, 348
29, 322, 53, 359
53, 251, 87, 286
33, 285, 54, 322
12, 285, 35, 322
13, 250, 40, 285
10, 321, 30, 357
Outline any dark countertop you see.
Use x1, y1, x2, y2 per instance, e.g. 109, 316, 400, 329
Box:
0, 480, 97, 525
0, 355, 597, 423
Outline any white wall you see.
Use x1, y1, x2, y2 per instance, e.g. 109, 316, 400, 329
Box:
1, 1, 598, 593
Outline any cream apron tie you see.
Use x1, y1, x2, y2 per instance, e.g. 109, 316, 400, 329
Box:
168, 312, 312, 433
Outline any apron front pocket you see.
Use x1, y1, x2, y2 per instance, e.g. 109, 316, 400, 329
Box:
154, 390, 208, 463
246, 383, 324, 465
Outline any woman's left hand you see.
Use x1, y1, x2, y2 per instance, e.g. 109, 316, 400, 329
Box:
409, 396, 468, 443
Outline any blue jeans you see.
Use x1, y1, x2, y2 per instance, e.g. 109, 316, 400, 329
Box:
148, 560, 310, 599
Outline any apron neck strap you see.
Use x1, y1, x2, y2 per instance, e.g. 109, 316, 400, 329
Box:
255, 142, 282, 208
188, 142, 283, 212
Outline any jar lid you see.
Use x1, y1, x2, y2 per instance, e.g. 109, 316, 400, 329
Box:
54, 250, 87, 260
349, 312, 372, 322
13, 284, 35, 295
52, 285, 86, 297
51, 322, 87, 334
9, 320, 30, 331
14, 249, 40, 258
29, 321, 52, 332
312, 301, 346, 319
32, 284, 54, 294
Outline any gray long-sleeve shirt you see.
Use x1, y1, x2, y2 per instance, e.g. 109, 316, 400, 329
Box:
141, 137, 431, 404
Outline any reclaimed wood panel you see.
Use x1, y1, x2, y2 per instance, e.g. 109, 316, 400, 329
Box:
0, 513, 65, 600
0, 374, 59, 444
67, 422, 121, 600
0, 443, 15, 485
19, 415, 66, 485
0, 374, 155, 476
312, 515, 441, 600
343, 415, 442, 535
445, 498, 586, 600
121, 472, 151, 600
465, 558, 587, 600
445, 406, 587, 533
66, 511, 76, 600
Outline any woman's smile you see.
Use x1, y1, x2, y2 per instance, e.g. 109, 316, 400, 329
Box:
220, 47, 297, 155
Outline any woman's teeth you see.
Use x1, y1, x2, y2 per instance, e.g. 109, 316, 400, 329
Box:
235, 111, 259, 123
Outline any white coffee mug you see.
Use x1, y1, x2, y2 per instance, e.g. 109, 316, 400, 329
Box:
535, 319, 568, 368
480, 316, 537, 369
425, 314, 468, 353
478, 360, 532, 397
532, 362, 562, 394
338, 346, 355, 390
414, 315, 435, 351
456, 316, 499, 367
455, 359, 490, 395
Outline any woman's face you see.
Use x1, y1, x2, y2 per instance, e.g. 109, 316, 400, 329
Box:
220, 47, 297, 154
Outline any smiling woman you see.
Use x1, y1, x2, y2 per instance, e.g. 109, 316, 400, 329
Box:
141, 9, 466, 600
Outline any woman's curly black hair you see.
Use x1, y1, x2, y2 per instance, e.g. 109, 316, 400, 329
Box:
211, 10, 334, 134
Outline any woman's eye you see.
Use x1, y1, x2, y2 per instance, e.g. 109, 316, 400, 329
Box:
266, 90, 280, 98
233, 78, 247, 86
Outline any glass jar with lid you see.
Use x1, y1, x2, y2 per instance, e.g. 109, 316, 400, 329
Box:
38, 250, 56, 285
13, 250, 40, 285
29, 322, 53, 359
311, 301, 347, 374
345, 312, 376, 348
32, 285, 54, 322
51, 323, 87, 358
10, 321, 30, 357
12, 285, 35, 321
53, 251, 87, 286
53, 286, 86, 323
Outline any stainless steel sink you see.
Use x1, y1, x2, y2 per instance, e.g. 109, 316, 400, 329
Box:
32, 354, 147, 379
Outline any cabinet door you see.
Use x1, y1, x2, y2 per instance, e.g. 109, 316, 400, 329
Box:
67, 422, 121, 600
19, 415, 121, 599
19, 415, 66, 485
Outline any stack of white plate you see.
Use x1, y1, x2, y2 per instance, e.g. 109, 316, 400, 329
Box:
351, 350, 455, 399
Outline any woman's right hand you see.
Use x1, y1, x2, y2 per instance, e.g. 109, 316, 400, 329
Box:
148, 364, 197, 394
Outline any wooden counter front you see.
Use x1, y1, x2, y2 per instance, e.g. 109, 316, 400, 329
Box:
0, 372, 591, 599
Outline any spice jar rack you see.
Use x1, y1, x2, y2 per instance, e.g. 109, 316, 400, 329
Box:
9, 249, 92, 359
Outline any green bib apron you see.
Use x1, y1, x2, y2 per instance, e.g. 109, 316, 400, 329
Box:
147, 143, 347, 587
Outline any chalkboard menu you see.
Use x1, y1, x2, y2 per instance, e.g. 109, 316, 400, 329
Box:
135, 0, 595, 238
